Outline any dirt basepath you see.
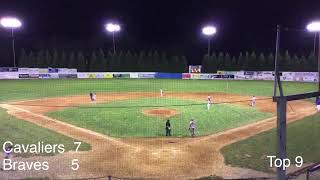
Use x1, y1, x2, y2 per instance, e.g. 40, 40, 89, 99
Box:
0, 92, 317, 180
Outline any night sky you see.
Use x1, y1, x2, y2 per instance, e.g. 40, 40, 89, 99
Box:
1, 0, 320, 66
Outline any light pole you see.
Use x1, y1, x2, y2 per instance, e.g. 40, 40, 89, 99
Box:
306, 21, 320, 91
202, 25, 217, 59
105, 22, 121, 55
0, 17, 22, 67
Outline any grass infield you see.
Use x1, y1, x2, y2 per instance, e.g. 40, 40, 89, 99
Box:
47, 97, 272, 137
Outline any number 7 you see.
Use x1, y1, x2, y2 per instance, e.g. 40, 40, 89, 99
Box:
74, 142, 81, 152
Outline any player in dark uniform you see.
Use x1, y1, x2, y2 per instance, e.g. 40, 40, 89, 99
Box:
89, 92, 94, 101
165, 119, 171, 136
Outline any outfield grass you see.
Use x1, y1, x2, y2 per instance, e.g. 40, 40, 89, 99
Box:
221, 113, 320, 172
47, 97, 272, 137
0, 79, 317, 102
0, 108, 91, 157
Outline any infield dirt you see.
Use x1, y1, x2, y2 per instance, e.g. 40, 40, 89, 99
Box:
0, 92, 317, 179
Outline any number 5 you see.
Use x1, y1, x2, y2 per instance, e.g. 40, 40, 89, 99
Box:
71, 159, 79, 171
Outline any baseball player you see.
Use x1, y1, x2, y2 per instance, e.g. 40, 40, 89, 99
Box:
92, 93, 97, 101
189, 119, 197, 137
160, 89, 164, 97
89, 92, 94, 101
251, 96, 257, 107
207, 95, 212, 110
165, 119, 171, 136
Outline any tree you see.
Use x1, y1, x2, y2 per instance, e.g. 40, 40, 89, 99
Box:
97, 49, 106, 72
237, 52, 244, 70
266, 53, 274, 71
28, 51, 36, 67
180, 56, 188, 72
51, 49, 59, 68
138, 51, 146, 72
257, 53, 265, 71
76, 51, 86, 72
224, 53, 232, 70
44, 49, 52, 67
242, 51, 250, 70
248, 51, 257, 70
153, 51, 160, 72
307, 52, 317, 72
68, 51, 76, 68
89, 51, 98, 72
217, 52, 224, 70
231, 56, 237, 70
35, 50, 45, 68
282, 50, 291, 71
18, 49, 28, 67
201, 54, 210, 73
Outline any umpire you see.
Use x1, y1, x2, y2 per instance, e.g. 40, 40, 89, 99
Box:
165, 119, 171, 136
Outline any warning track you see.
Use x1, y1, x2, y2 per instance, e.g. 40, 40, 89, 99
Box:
0, 92, 317, 180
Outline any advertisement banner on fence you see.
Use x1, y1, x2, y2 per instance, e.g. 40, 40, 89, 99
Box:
191, 73, 200, 79
130, 73, 139, 78
50, 73, 59, 79
58, 74, 77, 78
49, 68, 59, 73
113, 73, 130, 78
156, 73, 182, 79
0, 72, 19, 79
38, 69, 49, 74
95, 73, 105, 78
18, 68, 39, 74
88, 74, 97, 78
298, 72, 318, 82
39, 74, 51, 79
138, 73, 156, 78
18, 74, 39, 79
58, 68, 77, 73
182, 73, 191, 79
77, 73, 87, 78
0, 67, 18, 72
281, 72, 294, 81
197, 74, 235, 80
104, 73, 113, 78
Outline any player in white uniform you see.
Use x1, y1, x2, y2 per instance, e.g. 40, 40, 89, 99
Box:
92, 93, 97, 102
189, 119, 197, 137
251, 96, 256, 107
207, 95, 212, 110
160, 89, 164, 97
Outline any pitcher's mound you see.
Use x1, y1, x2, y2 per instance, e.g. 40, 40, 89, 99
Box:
143, 108, 179, 118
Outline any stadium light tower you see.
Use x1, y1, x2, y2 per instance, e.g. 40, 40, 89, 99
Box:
306, 21, 320, 91
202, 25, 217, 59
105, 22, 121, 55
0, 16, 22, 67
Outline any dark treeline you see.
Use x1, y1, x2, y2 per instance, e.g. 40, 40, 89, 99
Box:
18, 49, 317, 72
18, 49, 188, 72
202, 51, 318, 72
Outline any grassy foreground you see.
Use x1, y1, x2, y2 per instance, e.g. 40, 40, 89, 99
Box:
0, 108, 91, 157
47, 97, 271, 137
0, 79, 317, 102
221, 113, 320, 172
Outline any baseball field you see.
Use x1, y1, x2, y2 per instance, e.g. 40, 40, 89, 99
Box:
0, 78, 319, 179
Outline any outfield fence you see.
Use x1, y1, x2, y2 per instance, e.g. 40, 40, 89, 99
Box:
0, 67, 319, 83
